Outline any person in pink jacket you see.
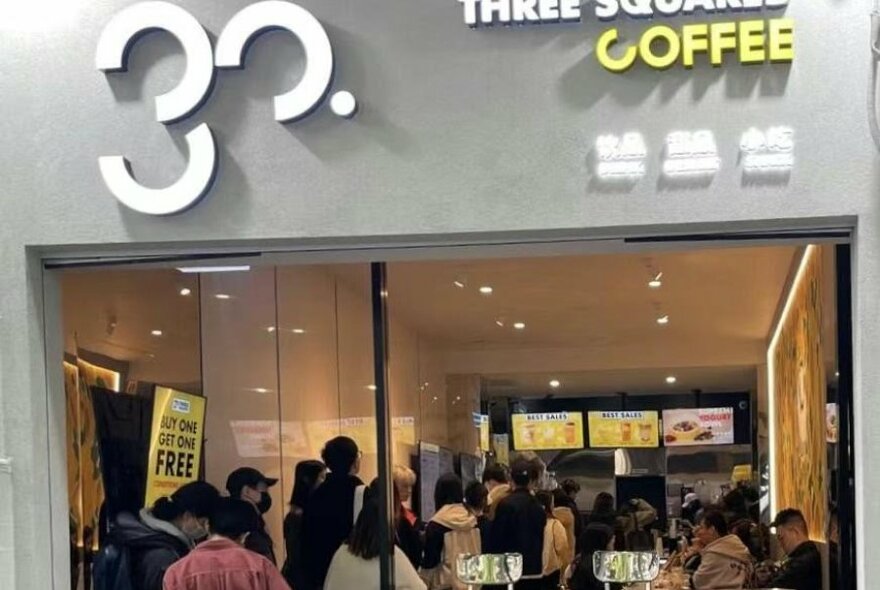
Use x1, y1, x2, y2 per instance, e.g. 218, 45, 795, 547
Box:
163, 498, 290, 590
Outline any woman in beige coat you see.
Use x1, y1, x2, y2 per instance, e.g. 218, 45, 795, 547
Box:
537, 491, 571, 590
691, 510, 752, 590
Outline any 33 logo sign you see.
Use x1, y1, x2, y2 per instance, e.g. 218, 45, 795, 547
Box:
96, 1, 357, 215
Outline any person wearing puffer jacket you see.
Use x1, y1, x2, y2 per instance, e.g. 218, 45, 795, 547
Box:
691, 510, 752, 590
421, 474, 481, 590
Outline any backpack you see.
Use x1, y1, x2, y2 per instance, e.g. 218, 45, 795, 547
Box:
92, 534, 136, 590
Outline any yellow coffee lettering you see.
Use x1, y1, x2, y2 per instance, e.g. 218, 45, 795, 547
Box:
738, 20, 766, 64
709, 21, 737, 66
640, 26, 680, 70
681, 24, 709, 69
596, 28, 638, 73
768, 18, 794, 62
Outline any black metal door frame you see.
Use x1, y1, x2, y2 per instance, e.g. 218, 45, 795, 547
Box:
836, 245, 857, 590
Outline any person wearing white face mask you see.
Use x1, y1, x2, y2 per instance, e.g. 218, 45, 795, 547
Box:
101, 481, 220, 590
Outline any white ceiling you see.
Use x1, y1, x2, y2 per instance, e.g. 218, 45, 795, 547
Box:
59, 245, 837, 397
482, 366, 759, 398
386, 245, 834, 395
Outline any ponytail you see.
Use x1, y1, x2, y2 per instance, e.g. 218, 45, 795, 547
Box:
152, 481, 220, 522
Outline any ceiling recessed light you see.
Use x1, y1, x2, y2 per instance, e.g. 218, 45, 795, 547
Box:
513, 322, 526, 330
151, 329, 163, 337
215, 294, 231, 300
266, 326, 276, 333
179, 288, 192, 296
666, 376, 677, 385
456, 395, 462, 401
835, 371, 840, 378
657, 315, 670, 325
292, 328, 306, 335
177, 265, 251, 274
479, 286, 494, 295
549, 379, 561, 388
366, 385, 377, 391
251, 387, 270, 394
495, 319, 505, 328
432, 396, 439, 402
453, 280, 466, 289
649, 272, 663, 289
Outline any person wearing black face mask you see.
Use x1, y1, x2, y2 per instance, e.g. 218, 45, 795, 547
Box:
226, 467, 279, 565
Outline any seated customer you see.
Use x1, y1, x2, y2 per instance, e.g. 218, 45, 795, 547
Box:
162, 498, 289, 590
768, 509, 822, 590
691, 510, 752, 590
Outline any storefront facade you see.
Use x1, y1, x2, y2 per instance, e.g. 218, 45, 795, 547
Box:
0, 0, 877, 588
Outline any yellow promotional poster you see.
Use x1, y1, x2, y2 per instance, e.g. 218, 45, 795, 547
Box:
145, 387, 206, 507
479, 415, 490, 452
511, 412, 585, 451
588, 411, 660, 448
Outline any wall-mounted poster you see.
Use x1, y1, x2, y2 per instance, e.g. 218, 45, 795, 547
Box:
511, 412, 584, 451
145, 388, 206, 507
479, 415, 490, 452
588, 411, 659, 448
662, 408, 735, 446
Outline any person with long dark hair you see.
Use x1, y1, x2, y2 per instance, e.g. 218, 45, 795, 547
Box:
282, 460, 326, 590
537, 491, 570, 590
323, 480, 426, 590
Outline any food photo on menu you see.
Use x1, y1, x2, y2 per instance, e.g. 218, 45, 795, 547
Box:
662, 408, 735, 446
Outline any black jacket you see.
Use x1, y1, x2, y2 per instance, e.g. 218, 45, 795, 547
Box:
282, 508, 310, 590
111, 510, 192, 590
485, 488, 547, 577
302, 473, 365, 588
244, 513, 276, 565
396, 512, 423, 568
769, 540, 822, 590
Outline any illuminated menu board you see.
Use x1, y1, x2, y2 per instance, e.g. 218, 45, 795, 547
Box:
587, 411, 660, 448
511, 412, 585, 451
662, 408, 734, 446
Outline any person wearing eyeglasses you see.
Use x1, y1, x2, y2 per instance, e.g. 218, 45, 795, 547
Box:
690, 510, 752, 590
768, 509, 822, 590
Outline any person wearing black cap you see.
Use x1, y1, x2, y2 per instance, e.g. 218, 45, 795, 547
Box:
768, 508, 822, 590
303, 436, 365, 589
226, 467, 279, 565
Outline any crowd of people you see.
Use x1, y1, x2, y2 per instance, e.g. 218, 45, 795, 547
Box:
91, 437, 828, 590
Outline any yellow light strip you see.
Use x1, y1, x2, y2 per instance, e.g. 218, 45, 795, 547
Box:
766, 244, 816, 519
